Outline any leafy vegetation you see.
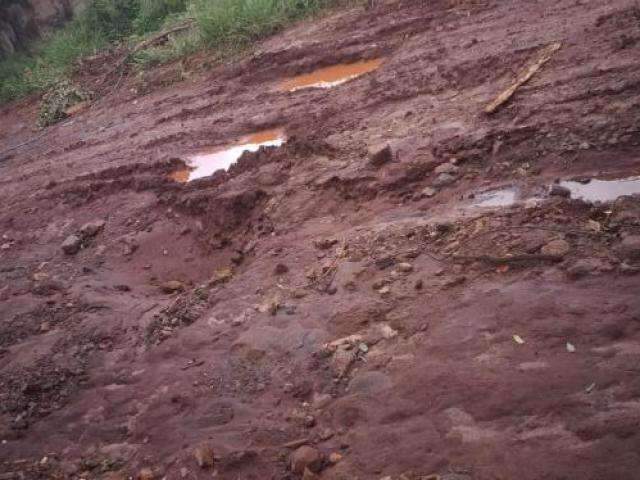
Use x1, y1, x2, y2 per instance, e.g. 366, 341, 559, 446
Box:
0, 0, 336, 105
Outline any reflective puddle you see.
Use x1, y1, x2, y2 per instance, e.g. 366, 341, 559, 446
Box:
171, 129, 286, 182
472, 187, 518, 208
280, 59, 383, 92
560, 176, 640, 202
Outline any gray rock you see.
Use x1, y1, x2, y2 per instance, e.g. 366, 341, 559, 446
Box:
80, 220, 106, 238
290, 446, 323, 474
61, 234, 81, 254
549, 184, 571, 198
420, 186, 437, 198
369, 145, 393, 167
434, 162, 459, 175
396, 262, 413, 273
566, 259, 599, 279
433, 173, 456, 187
540, 239, 570, 257
614, 235, 640, 261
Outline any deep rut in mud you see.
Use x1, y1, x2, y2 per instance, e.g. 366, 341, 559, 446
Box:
1, 0, 640, 479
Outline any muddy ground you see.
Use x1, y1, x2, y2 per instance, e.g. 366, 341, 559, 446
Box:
1, 0, 640, 478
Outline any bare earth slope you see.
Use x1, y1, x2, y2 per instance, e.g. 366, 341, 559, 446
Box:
1, 0, 640, 478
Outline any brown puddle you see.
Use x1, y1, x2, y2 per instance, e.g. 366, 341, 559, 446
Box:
280, 59, 383, 92
170, 128, 286, 182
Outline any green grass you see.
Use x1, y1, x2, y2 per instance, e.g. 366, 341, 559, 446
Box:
0, 0, 336, 105
191, 0, 329, 47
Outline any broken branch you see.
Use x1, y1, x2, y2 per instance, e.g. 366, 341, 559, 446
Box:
484, 42, 561, 114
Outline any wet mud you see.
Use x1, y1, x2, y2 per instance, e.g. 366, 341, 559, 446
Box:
1, 0, 640, 479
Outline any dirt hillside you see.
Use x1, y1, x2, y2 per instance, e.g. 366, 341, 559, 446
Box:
1, 0, 640, 479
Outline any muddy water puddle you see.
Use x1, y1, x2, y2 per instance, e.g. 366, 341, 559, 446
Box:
171, 129, 286, 182
280, 59, 383, 92
560, 176, 640, 203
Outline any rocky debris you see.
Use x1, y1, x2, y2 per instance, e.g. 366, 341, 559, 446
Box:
160, 280, 185, 293
420, 186, 437, 198
550, 184, 571, 197
312, 393, 333, 410
369, 145, 393, 167
396, 262, 413, 273
137, 468, 154, 480
61, 234, 81, 255
375, 255, 396, 270
193, 444, 215, 469
231, 250, 244, 265
434, 162, 459, 175
209, 267, 233, 287
79, 220, 105, 238
322, 335, 368, 377
290, 446, 323, 475
620, 262, 640, 275
314, 238, 338, 250
433, 173, 456, 187
566, 259, 600, 279
614, 235, 640, 261
540, 239, 571, 257
328, 452, 343, 464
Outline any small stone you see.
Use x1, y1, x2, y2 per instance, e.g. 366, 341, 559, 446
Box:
414, 279, 424, 290
61, 234, 82, 254
275, 263, 289, 275
615, 235, 640, 261
540, 239, 570, 257
1, 242, 10, 250
137, 468, 154, 480
209, 267, 233, 286
420, 186, 437, 198
378, 285, 391, 295
303, 415, 316, 428
302, 468, 319, 480
375, 255, 395, 270
328, 452, 343, 464
369, 145, 393, 167
549, 184, 571, 197
396, 262, 413, 273
433, 173, 456, 187
290, 446, 323, 475
193, 444, 215, 469
160, 280, 184, 293
312, 393, 332, 410
566, 259, 598, 279
231, 251, 244, 265
314, 238, 338, 250
434, 163, 459, 175
79, 220, 106, 238
292, 288, 308, 299
443, 276, 466, 288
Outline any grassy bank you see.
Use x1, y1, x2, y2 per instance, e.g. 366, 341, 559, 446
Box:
0, 0, 334, 105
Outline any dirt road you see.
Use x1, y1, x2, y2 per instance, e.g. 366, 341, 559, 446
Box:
1, 0, 640, 478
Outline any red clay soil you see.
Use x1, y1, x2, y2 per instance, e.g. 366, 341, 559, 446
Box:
1, 0, 640, 478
